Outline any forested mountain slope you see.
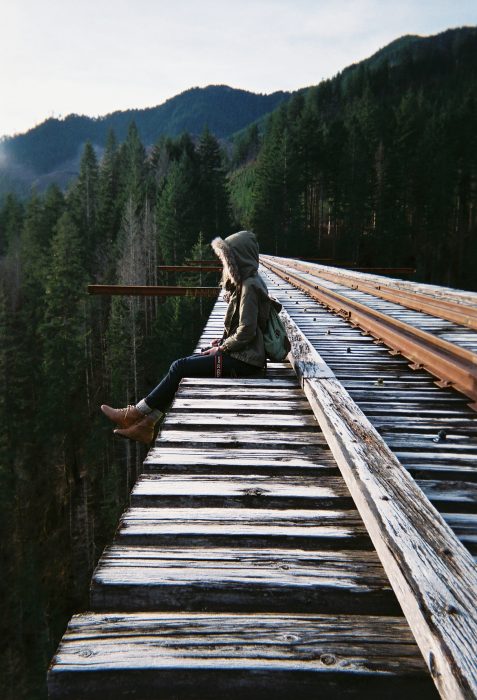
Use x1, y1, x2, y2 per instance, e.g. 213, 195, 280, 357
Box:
0, 25, 476, 699
230, 26, 477, 288
0, 123, 231, 700
0, 85, 289, 198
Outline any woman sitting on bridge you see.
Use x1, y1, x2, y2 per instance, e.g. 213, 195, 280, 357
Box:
101, 229, 271, 444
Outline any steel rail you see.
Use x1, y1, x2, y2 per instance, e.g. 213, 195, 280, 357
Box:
265, 255, 477, 330
157, 266, 222, 272
267, 255, 477, 306
184, 259, 219, 265
88, 285, 220, 298
261, 258, 477, 409
334, 266, 416, 274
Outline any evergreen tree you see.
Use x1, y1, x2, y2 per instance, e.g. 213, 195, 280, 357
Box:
118, 122, 149, 210
231, 123, 260, 167
197, 127, 231, 237
41, 210, 88, 444
68, 141, 99, 263
0, 193, 24, 254
97, 129, 122, 280
156, 155, 199, 264
252, 108, 289, 253
42, 184, 65, 245
15, 194, 50, 424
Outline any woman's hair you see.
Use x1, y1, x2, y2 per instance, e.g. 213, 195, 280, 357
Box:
211, 236, 241, 298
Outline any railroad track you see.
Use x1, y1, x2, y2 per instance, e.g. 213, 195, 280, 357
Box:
48, 262, 477, 700
270, 257, 477, 330
260, 258, 477, 543
261, 256, 477, 408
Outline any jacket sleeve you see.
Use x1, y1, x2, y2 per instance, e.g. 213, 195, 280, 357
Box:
221, 284, 259, 352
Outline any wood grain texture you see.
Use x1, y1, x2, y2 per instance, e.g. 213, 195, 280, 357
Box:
171, 397, 312, 412
180, 377, 297, 388
48, 612, 438, 699
280, 306, 477, 699
144, 445, 338, 476
130, 473, 353, 509
116, 506, 370, 549
162, 411, 319, 429
90, 546, 397, 613
156, 427, 328, 448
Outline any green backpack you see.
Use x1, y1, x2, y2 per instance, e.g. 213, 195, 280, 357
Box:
263, 299, 291, 362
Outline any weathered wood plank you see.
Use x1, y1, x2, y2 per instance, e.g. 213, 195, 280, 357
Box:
370, 415, 477, 429
406, 464, 477, 484
144, 446, 338, 475
280, 307, 477, 699
156, 428, 328, 448
180, 377, 298, 388
48, 612, 438, 700
117, 506, 370, 549
146, 446, 332, 464
349, 390, 468, 404
163, 411, 319, 429
416, 480, 477, 513
178, 387, 306, 399
382, 436, 477, 452
90, 546, 398, 614
130, 473, 353, 509
396, 452, 477, 468
442, 513, 477, 552
380, 430, 477, 443
171, 398, 312, 412
345, 404, 473, 416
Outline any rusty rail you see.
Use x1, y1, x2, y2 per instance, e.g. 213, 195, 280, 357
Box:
184, 259, 219, 265
268, 256, 477, 330
261, 257, 477, 409
88, 285, 220, 298
157, 266, 222, 272
294, 258, 416, 274
334, 267, 416, 274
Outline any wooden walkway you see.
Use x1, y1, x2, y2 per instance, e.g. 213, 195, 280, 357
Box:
47, 297, 442, 699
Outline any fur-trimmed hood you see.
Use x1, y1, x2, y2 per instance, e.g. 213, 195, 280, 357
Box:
211, 230, 259, 292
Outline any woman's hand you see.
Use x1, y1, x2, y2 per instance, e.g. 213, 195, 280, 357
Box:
211, 338, 222, 346
201, 346, 220, 356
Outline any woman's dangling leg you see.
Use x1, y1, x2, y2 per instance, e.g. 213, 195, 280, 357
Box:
142, 353, 218, 412
106, 352, 261, 443
112, 354, 216, 442
142, 352, 262, 412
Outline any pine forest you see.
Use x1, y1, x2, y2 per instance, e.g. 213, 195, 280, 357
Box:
0, 25, 476, 700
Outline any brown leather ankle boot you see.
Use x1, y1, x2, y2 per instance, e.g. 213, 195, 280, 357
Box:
101, 404, 143, 428
114, 415, 156, 444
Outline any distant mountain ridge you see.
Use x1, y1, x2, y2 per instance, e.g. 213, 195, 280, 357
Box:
1, 26, 476, 200
0, 86, 290, 197
340, 26, 476, 81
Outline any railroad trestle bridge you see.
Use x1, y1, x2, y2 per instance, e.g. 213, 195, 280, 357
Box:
48, 257, 477, 700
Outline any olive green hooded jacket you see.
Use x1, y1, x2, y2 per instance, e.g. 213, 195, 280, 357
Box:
211, 230, 270, 367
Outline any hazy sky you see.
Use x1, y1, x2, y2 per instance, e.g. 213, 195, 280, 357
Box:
1, 0, 476, 138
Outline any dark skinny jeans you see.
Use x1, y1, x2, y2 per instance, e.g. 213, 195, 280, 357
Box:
144, 352, 263, 411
